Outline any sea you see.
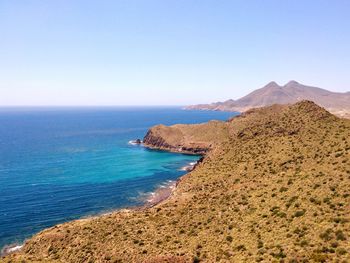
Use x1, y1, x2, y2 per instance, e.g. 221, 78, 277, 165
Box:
0, 107, 236, 249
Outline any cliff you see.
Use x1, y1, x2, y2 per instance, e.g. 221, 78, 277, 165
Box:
186, 81, 350, 118
143, 121, 230, 154
3, 101, 350, 262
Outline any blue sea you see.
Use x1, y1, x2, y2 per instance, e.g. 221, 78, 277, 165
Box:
0, 107, 236, 249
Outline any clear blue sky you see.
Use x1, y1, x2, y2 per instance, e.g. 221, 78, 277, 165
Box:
0, 0, 349, 106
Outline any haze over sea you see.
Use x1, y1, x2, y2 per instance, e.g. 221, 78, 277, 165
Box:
0, 107, 235, 249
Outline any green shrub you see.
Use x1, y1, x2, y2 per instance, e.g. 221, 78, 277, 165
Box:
193, 256, 201, 263
320, 229, 333, 241
335, 230, 346, 241
294, 210, 305, 217
336, 248, 347, 255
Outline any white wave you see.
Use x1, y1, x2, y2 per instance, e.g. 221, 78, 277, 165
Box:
8, 245, 23, 253
179, 161, 197, 172
179, 166, 187, 171
128, 140, 143, 145
1, 244, 23, 256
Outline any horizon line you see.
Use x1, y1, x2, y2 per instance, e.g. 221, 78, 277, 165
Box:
0, 104, 187, 107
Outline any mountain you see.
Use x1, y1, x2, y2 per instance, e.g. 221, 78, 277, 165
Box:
186, 81, 350, 118
4, 101, 350, 262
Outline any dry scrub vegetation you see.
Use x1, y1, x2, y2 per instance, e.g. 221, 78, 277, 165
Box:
3, 101, 350, 263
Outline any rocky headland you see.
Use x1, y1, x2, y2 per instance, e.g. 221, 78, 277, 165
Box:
3, 101, 350, 262
143, 121, 230, 155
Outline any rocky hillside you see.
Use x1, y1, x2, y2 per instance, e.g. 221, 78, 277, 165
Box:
186, 81, 350, 118
143, 121, 230, 154
3, 101, 350, 262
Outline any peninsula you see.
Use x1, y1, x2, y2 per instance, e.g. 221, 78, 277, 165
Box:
3, 101, 350, 262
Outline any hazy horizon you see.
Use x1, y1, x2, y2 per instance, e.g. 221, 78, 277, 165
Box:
0, 105, 188, 108
1, 0, 350, 106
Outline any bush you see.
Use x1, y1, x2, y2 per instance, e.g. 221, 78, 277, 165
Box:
236, 244, 246, 251
280, 187, 288, 192
294, 210, 305, 217
335, 230, 346, 241
336, 248, 347, 255
193, 256, 201, 263
320, 229, 333, 241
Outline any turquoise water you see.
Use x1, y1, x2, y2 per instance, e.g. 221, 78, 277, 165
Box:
0, 107, 236, 249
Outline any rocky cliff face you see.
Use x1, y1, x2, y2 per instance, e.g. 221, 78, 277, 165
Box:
143, 129, 209, 154
143, 121, 230, 155
143, 129, 175, 151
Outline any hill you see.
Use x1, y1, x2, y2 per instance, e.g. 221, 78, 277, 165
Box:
186, 81, 350, 118
3, 101, 350, 262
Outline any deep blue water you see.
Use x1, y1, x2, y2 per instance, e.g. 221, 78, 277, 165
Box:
0, 107, 236, 249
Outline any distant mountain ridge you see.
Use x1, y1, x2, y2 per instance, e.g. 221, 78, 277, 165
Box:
186, 81, 350, 118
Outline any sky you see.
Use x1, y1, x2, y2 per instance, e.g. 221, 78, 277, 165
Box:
0, 0, 349, 106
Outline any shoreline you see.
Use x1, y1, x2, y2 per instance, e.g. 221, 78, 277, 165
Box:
143, 143, 206, 155
1, 147, 204, 258
132, 154, 204, 210
0, 244, 23, 258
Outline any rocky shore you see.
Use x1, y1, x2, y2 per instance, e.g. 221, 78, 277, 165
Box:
142, 158, 203, 209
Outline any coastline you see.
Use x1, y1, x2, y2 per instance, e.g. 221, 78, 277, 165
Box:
1, 145, 204, 258
5, 102, 350, 262
0, 244, 23, 258
143, 143, 207, 155
127, 141, 204, 209
134, 155, 204, 210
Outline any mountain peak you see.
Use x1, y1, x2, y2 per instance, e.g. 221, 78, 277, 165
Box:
285, 80, 300, 87
264, 81, 280, 88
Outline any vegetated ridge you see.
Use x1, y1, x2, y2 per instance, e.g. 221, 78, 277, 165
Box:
3, 101, 350, 262
186, 81, 350, 119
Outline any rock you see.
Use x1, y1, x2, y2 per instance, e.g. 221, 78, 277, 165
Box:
128, 139, 142, 145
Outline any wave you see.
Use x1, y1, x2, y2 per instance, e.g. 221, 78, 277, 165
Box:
179, 161, 198, 172
135, 180, 176, 205
1, 244, 23, 257
128, 140, 143, 145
